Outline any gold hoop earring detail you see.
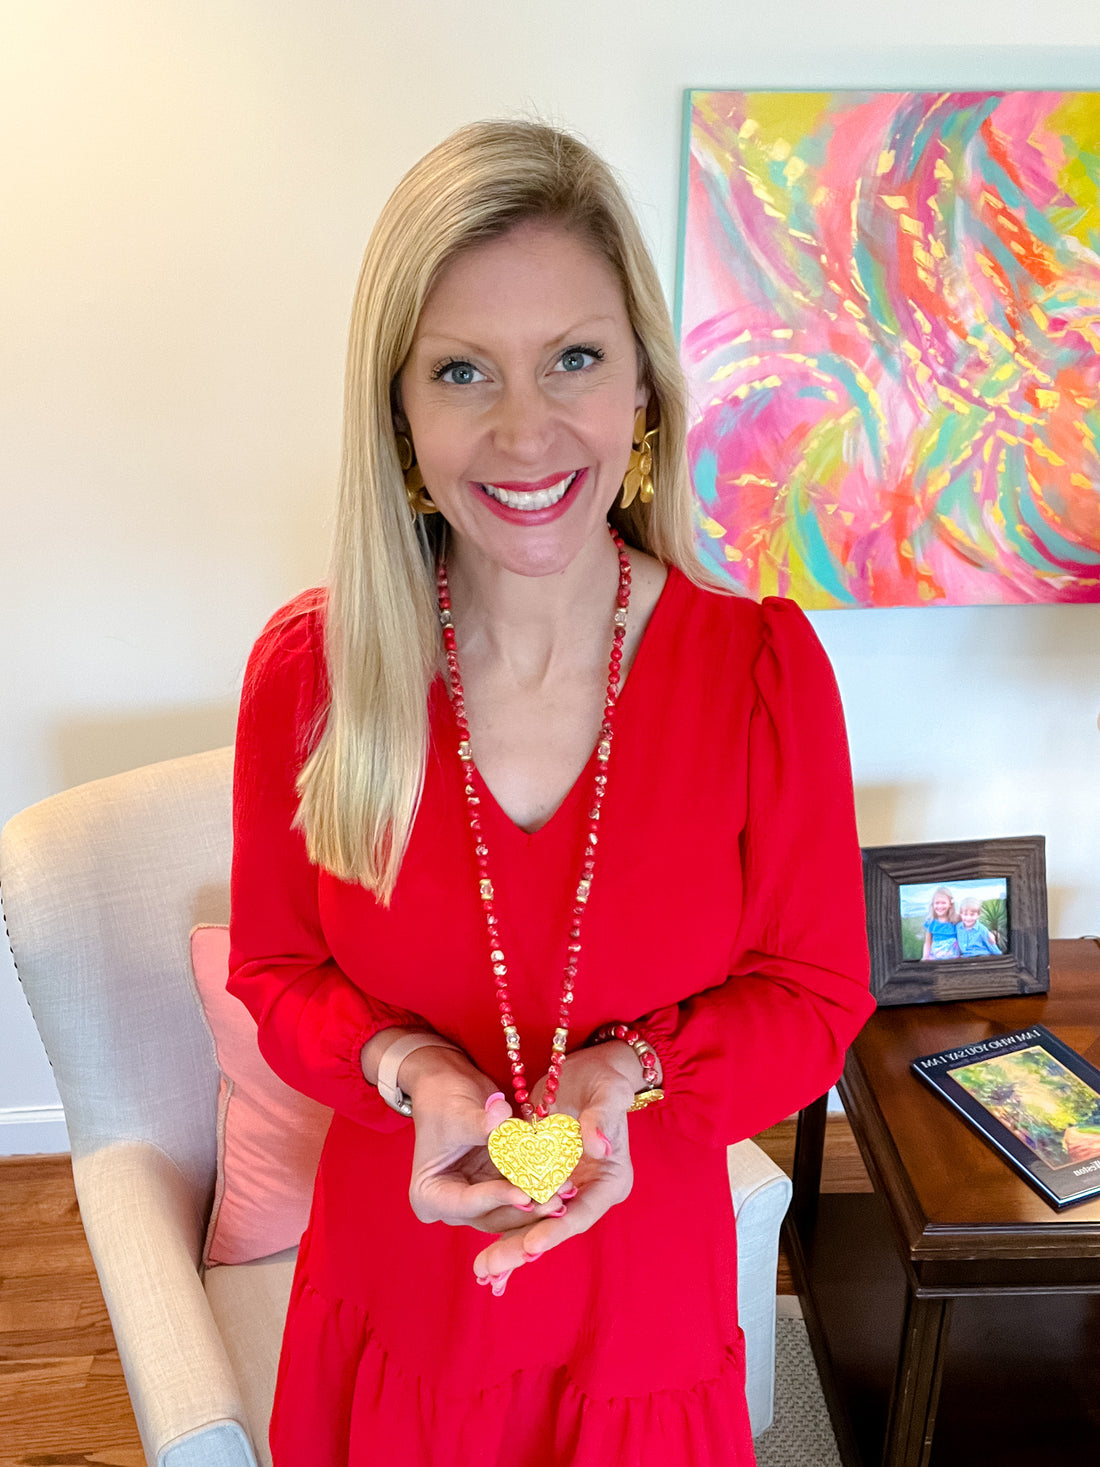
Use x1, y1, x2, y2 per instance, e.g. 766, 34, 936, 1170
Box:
620, 407, 657, 509
395, 433, 439, 515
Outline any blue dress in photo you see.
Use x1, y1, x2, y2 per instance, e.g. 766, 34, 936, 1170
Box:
924, 917, 960, 961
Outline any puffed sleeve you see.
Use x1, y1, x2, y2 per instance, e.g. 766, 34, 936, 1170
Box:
638, 597, 874, 1146
227, 594, 426, 1130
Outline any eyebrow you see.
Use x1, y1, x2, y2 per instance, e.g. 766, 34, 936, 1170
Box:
412, 314, 624, 352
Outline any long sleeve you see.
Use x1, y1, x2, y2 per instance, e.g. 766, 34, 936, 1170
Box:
227, 593, 425, 1130
638, 597, 874, 1146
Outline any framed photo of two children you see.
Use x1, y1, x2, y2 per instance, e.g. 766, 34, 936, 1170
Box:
862, 835, 1049, 1006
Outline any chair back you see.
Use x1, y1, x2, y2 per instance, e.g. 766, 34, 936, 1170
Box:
1, 748, 234, 1216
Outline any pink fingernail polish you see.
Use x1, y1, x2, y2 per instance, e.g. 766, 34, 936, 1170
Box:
515, 1200, 535, 1212
559, 1184, 578, 1199
596, 1128, 613, 1157
548, 1200, 567, 1217
490, 1270, 512, 1297
476, 1274, 490, 1287
484, 1091, 506, 1112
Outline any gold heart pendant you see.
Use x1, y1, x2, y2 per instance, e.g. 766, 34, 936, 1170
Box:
487, 1114, 583, 1204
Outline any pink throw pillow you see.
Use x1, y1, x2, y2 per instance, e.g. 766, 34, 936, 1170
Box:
189, 924, 332, 1267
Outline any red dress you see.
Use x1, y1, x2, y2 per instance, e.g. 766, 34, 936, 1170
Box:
228, 567, 873, 1467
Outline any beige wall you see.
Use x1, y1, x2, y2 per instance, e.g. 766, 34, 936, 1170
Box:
3, 1, 1100, 1149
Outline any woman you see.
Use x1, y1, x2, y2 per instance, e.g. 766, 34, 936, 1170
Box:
228, 119, 873, 1467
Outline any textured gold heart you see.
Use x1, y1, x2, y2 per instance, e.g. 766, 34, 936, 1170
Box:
487, 1114, 583, 1204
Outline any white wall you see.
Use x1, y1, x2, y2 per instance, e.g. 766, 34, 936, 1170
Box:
3, 1, 1099, 1152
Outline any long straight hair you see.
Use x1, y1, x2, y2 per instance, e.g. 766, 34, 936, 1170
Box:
296, 120, 713, 900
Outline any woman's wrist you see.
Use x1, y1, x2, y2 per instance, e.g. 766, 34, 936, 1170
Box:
362, 1027, 468, 1114
586, 1024, 665, 1111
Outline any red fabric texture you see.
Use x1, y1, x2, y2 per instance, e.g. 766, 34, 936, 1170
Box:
228, 567, 873, 1467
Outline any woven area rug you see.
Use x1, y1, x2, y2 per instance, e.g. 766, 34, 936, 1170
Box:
753, 1312, 843, 1467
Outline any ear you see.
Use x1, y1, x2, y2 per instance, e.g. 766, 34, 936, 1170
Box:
390, 377, 408, 435
633, 345, 653, 419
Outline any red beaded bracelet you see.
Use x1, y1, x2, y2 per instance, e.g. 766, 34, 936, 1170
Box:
590, 1023, 664, 1109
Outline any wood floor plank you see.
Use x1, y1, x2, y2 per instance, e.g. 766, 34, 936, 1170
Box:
0, 1156, 143, 1462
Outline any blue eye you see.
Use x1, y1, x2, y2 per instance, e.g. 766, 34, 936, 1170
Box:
556, 347, 602, 373
433, 360, 483, 385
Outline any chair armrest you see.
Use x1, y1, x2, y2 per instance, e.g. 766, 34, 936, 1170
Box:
73, 1142, 259, 1467
727, 1137, 793, 1437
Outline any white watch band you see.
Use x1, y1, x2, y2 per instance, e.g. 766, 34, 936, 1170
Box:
375, 1033, 463, 1116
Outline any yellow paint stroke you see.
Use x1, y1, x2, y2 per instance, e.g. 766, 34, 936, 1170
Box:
1072, 473, 1093, 489
883, 195, 909, 209
913, 307, 933, 336
724, 545, 743, 562
899, 214, 923, 236
733, 474, 779, 487
934, 157, 954, 182
935, 384, 971, 413
877, 150, 896, 174
1035, 389, 1061, 412
700, 515, 726, 539
738, 118, 759, 141
1029, 439, 1066, 467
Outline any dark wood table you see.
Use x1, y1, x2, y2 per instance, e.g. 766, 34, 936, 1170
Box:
788, 937, 1100, 1467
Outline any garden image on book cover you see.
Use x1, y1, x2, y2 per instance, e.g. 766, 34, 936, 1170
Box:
949, 1046, 1100, 1169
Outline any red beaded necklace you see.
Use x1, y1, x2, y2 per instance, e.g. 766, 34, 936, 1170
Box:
435, 525, 632, 1125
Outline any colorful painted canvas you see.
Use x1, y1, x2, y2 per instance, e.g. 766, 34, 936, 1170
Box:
678, 90, 1100, 607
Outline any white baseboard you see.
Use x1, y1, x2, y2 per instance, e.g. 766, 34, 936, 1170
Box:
0, 1104, 70, 1156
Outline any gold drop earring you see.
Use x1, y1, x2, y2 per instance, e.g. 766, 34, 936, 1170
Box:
620, 407, 658, 509
395, 433, 439, 515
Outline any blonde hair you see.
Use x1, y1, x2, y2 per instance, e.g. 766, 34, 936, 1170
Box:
296, 119, 710, 899
958, 897, 982, 915
928, 887, 958, 923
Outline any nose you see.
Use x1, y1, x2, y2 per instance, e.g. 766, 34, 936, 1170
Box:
488, 379, 556, 466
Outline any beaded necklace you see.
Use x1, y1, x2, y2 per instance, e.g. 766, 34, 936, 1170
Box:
434, 526, 631, 1201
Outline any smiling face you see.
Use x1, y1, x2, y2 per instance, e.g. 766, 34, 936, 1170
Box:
960, 907, 979, 927
932, 892, 951, 918
396, 220, 648, 579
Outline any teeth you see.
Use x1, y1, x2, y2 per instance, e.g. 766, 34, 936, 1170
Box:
482, 472, 577, 510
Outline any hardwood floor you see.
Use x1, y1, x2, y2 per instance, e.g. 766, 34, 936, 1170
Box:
0, 1156, 144, 1465
0, 1115, 868, 1463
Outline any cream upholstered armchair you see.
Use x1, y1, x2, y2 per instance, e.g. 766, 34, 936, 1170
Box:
0, 748, 792, 1466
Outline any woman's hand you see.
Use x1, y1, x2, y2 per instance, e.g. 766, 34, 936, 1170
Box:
396, 1043, 566, 1235
471, 1041, 641, 1287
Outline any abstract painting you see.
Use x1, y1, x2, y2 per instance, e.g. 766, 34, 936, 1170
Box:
677, 90, 1100, 607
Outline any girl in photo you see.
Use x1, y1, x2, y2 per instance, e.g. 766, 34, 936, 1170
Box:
922, 886, 960, 960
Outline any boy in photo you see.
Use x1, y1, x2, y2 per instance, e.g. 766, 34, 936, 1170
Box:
956, 897, 1002, 956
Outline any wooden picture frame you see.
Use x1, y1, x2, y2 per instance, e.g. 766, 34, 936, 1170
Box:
862, 836, 1049, 1007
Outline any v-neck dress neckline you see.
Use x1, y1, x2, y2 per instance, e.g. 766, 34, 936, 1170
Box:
431, 564, 679, 846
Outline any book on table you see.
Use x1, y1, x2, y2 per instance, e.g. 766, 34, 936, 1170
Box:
912, 1024, 1100, 1211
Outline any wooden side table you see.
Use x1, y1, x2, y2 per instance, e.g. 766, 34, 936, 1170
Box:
788, 938, 1100, 1467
